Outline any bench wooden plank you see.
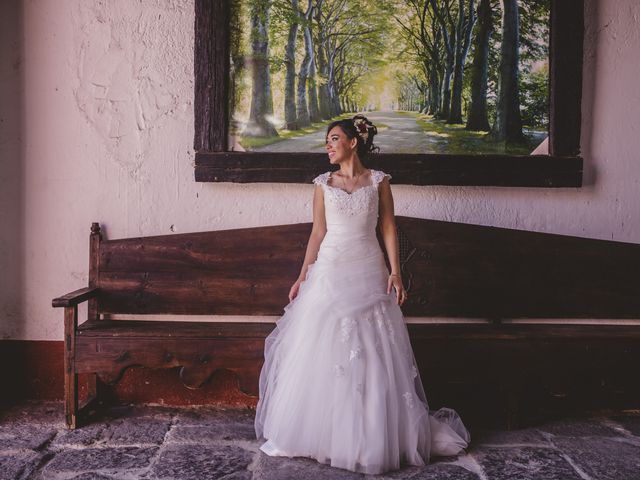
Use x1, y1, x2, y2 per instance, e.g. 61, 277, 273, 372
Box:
77, 319, 640, 340
394, 217, 640, 319
78, 319, 274, 337
87, 217, 640, 319
99, 224, 309, 272
52, 287, 99, 308
96, 272, 289, 315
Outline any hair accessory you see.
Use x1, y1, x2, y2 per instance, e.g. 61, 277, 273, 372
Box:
353, 116, 370, 142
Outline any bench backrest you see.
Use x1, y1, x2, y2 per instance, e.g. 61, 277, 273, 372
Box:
89, 217, 640, 320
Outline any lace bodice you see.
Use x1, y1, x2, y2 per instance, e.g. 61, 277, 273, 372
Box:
312, 169, 392, 218
311, 169, 391, 264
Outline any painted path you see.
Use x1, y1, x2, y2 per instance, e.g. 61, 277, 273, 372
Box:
251, 110, 448, 154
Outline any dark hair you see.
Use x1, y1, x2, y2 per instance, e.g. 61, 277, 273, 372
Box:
326, 114, 379, 159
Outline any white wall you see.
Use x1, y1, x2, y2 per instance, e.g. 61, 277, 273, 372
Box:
1, 0, 638, 340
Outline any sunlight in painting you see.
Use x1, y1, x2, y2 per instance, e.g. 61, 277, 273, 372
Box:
229, 0, 549, 155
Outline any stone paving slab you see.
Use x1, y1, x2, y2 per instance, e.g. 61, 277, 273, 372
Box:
172, 407, 256, 442
472, 446, 584, 480
0, 450, 43, 480
551, 436, 640, 480
42, 446, 158, 479
67, 474, 115, 480
0, 401, 639, 479
534, 416, 622, 437
149, 444, 253, 480
54, 416, 171, 448
167, 424, 256, 444
174, 407, 255, 427
0, 423, 57, 450
252, 452, 365, 479
400, 463, 481, 480
473, 427, 550, 447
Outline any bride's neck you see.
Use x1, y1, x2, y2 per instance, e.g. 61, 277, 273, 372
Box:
338, 158, 366, 178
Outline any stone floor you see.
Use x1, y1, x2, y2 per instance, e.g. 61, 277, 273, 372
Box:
1, 402, 640, 480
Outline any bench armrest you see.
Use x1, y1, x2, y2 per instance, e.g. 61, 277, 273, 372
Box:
52, 287, 99, 308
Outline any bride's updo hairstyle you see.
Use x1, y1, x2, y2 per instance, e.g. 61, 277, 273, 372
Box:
326, 114, 379, 159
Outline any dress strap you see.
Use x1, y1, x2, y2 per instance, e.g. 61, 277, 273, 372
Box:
312, 172, 331, 185
371, 170, 392, 186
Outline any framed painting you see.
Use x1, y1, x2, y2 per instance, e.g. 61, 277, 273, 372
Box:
193, 0, 583, 186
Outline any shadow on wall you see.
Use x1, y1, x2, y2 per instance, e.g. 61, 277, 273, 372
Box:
580, 0, 599, 186
0, 0, 25, 339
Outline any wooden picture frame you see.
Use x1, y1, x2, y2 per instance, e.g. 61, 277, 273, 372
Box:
193, 0, 583, 187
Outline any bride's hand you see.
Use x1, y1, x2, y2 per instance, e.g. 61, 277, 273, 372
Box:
387, 274, 408, 306
289, 278, 303, 303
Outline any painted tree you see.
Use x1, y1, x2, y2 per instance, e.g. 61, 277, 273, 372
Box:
466, 0, 494, 131
296, 0, 315, 126
312, 0, 388, 117
492, 0, 524, 143
427, 21, 444, 115
246, 0, 278, 137
297, 0, 321, 123
394, 0, 444, 115
334, 49, 368, 113
307, 36, 321, 122
518, 0, 550, 129
283, 0, 300, 130
429, 0, 457, 120
312, 0, 331, 119
448, 0, 476, 124
312, 0, 342, 118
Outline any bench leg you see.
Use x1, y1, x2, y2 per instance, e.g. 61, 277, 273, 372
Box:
79, 373, 107, 415
64, 306, 78, 429
64, 372, 78, 429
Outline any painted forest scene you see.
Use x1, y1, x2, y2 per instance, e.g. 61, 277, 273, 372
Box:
229, 0, 550, 155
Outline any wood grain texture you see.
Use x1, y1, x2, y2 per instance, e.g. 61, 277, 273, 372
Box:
70, 320, 640, 410
75, 320, 272, 396
81, 218, 640, 319
76, 334, 265, 395
88, 223, 102, 321
52, 287, 99, 308
194, 0, 229, 152
393, 217, 640, 319
96, 224, 309, 315
195, 152, 583, 186
64, 306, 78, 429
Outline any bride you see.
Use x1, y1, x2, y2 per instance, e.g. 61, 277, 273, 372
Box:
254, 114, 470, 475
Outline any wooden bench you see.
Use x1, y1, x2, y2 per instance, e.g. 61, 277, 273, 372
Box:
52, 219, 640, 429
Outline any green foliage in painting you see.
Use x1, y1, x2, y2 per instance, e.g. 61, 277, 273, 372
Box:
230, 0, 550, 153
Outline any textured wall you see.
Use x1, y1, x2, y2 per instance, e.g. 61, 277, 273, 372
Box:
0, 0, 638, 340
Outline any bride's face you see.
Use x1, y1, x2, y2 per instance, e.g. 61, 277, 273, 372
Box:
325, 126, 356, 164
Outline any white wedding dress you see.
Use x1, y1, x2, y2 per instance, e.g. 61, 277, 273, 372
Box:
254, 170, 470, 475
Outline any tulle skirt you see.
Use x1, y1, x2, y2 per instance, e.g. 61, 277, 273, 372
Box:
254, 247, 470, 475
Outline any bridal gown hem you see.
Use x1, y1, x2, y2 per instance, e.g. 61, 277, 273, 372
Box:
254, 169, 470, 475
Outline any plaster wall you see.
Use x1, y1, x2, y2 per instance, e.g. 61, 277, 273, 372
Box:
0, 0, 638, 340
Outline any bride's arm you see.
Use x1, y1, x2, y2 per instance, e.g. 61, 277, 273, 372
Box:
297, 185, 327, 281
378, 178, 407, 306
378, 178, 401, 275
